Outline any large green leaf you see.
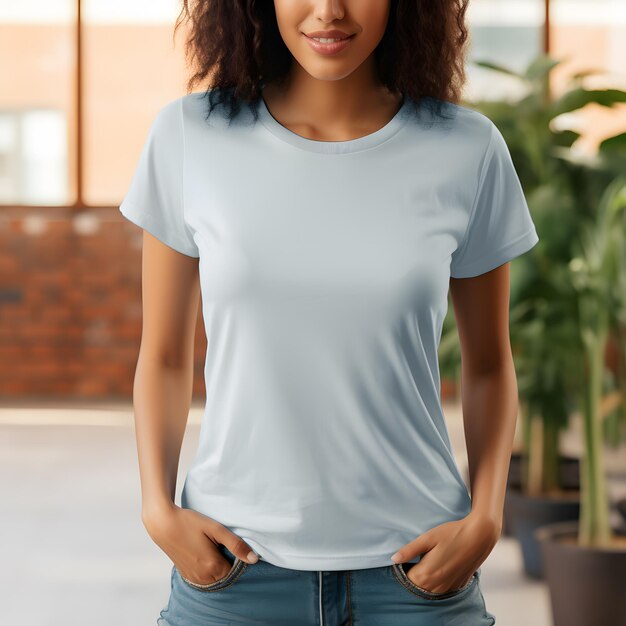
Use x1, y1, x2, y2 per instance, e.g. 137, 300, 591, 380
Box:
549, 88, 626, 117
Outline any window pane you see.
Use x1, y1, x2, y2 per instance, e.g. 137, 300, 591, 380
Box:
550, 0, 626, 149
0, 1, 75, 206
83, 0, 189, 206
466, 0, 545, 100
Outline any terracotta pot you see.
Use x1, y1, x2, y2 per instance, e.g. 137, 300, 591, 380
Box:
535, 520, 626, 626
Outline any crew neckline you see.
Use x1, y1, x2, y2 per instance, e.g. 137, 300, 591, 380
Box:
257, 93, 412, 154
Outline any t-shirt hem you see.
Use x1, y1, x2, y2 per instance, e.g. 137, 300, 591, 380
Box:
251, 550, 420, 571
450, 226, 539, 279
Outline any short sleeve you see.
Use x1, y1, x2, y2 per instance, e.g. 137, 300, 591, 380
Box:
118, 98, 200, 258
450, 121, 539, 278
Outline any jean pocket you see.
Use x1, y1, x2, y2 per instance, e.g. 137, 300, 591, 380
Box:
390, 562, 478, 601
175, 549, 248, 593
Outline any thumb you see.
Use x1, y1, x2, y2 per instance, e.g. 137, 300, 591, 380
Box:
391, 530, 437, 563
218, 530, 259, 564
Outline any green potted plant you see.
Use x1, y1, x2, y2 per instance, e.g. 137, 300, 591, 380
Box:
535, 171, 626, 626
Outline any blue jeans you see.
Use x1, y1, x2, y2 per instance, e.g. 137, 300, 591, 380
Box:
157, 543, 496, 625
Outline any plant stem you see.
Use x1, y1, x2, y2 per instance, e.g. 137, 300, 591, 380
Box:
579, 330, 612, 545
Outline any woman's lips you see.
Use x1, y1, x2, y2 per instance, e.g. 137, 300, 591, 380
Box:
303, 33, 355, 56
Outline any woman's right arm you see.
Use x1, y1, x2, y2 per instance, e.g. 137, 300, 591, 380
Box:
134, 230, 200, 525
132, 231, 258, 584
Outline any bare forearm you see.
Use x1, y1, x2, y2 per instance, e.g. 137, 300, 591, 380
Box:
132, 354, 195, 522
461, 359, 519, 527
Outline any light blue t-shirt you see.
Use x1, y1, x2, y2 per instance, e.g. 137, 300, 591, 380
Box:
119, 90, 539, 571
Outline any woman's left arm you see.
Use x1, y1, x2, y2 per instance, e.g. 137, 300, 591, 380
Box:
391, 262, 517, 593
449, 261, 519, 531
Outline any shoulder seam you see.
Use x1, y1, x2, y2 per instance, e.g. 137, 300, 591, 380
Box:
454, 121, 497, 257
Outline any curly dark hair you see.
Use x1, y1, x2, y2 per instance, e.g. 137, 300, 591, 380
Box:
173, 0, 470, 122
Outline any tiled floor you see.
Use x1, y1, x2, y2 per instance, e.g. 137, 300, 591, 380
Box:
4, 401, 618, 626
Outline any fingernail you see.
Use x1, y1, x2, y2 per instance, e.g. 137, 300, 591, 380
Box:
391, 552, 401, 563
247, 551, 259, 563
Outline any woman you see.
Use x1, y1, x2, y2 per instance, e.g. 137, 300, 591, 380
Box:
119, 0, 538, 624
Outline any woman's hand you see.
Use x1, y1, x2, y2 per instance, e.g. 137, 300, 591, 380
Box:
143, 503, 259, 586
391, 512, 501, 594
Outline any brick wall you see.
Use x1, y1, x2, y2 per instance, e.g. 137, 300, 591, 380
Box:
0, 208, 207, 399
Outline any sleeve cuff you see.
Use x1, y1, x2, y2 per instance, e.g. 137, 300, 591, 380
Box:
450, 227, 539, 279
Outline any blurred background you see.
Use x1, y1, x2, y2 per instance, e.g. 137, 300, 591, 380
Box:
1, 1, 626, 625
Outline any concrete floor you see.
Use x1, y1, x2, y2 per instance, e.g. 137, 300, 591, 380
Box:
4, 401, 620, 626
